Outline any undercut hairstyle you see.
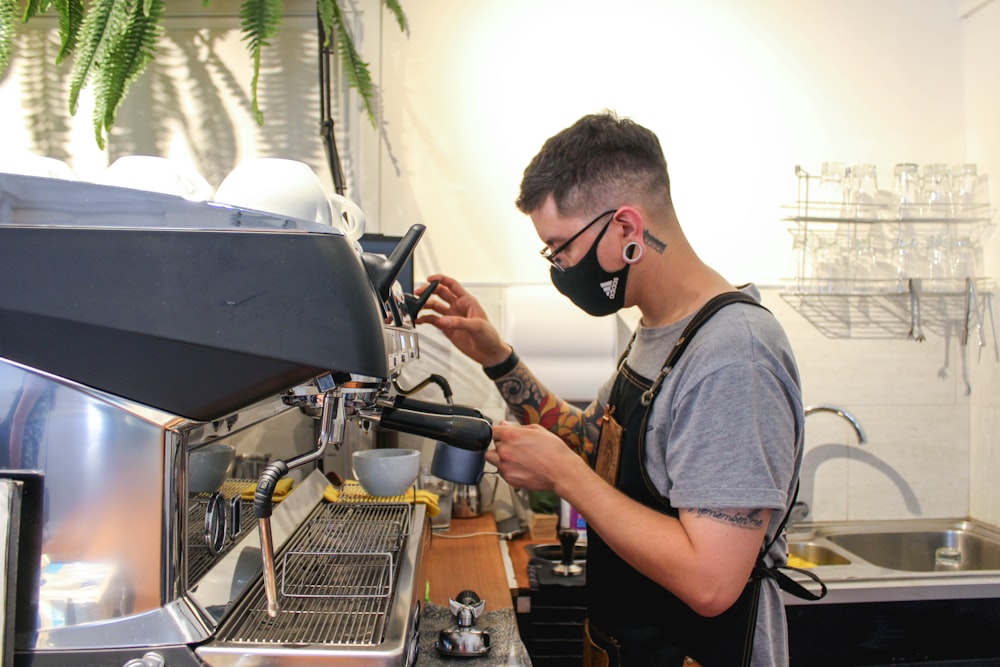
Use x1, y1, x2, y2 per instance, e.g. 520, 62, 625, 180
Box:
516, 110, 673, 218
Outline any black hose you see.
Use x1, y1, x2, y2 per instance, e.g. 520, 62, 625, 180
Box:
393, 373, 454, 403
253, 460, 289, 519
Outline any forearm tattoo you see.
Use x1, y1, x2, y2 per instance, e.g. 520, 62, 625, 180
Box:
494, 361, 602, 457
685, 507, 766, 531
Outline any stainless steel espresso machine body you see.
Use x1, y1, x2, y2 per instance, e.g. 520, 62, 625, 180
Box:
0, 173, 472, 666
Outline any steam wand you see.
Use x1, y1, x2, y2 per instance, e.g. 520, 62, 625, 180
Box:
255, 384, 346, 617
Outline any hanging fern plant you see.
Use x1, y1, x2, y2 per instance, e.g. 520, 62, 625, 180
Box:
0, 0, 406, 148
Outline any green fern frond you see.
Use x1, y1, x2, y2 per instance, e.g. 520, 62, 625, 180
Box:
381, 0, 407, 33
238, 0, 282, 125
316, 0, 334, 47
329, 0, 375, 126
91, 0, 163, 147
0, 0, 16, 76
54, 0, 84, 64
22, 0, 40, 22
68, 0, 130, 114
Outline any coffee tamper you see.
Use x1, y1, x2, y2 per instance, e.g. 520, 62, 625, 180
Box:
552, 528, 583, 577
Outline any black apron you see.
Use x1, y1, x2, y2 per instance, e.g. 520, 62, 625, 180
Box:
584, 292, 821, 667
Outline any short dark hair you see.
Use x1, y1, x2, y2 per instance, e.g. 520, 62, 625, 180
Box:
516, 110, 672, 217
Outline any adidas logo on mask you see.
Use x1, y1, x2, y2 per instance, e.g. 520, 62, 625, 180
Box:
601, 277, 619, 299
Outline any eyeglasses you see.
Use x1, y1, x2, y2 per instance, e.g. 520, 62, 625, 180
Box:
539, 209, 617, 271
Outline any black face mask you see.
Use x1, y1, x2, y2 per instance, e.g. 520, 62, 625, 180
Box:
550, 220, 630, 316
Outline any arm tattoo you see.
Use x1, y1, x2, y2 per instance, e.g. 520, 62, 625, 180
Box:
685, 507, 765, 531
494, 361, 602, 457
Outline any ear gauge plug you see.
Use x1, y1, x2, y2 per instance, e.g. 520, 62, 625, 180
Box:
623, 241, 644, 264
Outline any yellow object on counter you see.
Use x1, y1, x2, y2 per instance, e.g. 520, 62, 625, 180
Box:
238, 477, 294, 502
786, 554, 818, 569
324, 480, 441, 517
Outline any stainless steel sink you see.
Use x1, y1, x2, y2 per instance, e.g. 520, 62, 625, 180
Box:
783, 518, 1000, 604
827, 528, 1000, 572
788, 541, 851, 566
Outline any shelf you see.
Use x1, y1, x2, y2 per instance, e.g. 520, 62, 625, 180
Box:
783, 205, 994, 228
781, 288, 994, 341
783, 166, 997, 349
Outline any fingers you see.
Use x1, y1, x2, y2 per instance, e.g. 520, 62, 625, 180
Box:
425, 274, 469, 299
484, 449, 500, 467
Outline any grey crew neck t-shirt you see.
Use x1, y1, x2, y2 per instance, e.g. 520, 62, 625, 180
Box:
595, 285, 804, 666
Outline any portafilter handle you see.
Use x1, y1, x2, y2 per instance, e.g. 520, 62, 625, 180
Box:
384, 395, 492, 423
370, 405, 493, 452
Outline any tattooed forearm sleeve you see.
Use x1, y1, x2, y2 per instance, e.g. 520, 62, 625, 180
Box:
492, 359, 603, 457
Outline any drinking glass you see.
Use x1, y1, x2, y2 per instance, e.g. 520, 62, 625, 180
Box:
951, 164, 978, 216
817, 161, 848, 217
848, 236, 878, 292
890, 234, 921, 292
420, 468, 454, 531
892, 163, 920, 219
951, 237, 979, 283
920, 164, 951, 218
926, 235, 952, 291
848, 164, 878, 219
812, 238, 847, 293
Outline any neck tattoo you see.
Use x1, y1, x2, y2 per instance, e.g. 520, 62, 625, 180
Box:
643, 230, 667, 254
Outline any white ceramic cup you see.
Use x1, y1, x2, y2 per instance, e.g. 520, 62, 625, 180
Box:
352, 448, 420, 497
214, 158, 333, 225
100, 155, 214, 200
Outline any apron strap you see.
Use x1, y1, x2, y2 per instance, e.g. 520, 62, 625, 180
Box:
641, 291, 765, 406
755, 562, 828, 601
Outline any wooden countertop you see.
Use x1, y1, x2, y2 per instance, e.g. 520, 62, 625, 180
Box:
423, 513, 514, 612
508, 532, 553, 593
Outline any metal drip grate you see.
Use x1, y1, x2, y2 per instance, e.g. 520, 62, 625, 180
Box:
219, 501, 413, 646
187, 479, 258, 583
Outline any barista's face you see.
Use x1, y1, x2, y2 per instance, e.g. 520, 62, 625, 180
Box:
534, 198, 623, 273
533, 197, 636, 316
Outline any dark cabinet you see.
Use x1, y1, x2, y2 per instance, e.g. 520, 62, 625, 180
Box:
787, 597, 1000, 665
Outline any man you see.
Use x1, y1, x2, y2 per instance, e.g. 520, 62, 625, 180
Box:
416, 111, 803, 666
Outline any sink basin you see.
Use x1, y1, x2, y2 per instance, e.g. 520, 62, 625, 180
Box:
787, 542, 851, 567
827, 530, 1000, 572
783, 519, 1000, 605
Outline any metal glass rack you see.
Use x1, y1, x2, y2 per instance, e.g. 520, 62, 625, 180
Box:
780, 166, 997, 352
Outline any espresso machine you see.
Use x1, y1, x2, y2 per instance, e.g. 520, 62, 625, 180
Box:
0, 173, 492, 666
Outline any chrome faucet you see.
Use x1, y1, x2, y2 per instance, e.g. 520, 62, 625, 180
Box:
791, 404, 867, 527
804, 404, 867, 444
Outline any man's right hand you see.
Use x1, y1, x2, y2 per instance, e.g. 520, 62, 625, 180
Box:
414, 274, 512, 367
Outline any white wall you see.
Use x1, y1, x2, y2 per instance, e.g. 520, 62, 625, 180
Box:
371, 0, 969, 287
960, 0, 1000, 526
370, 0, 997, 523
2, 0, 998, 523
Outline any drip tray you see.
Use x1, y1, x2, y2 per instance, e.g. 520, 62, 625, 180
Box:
199, 500, 425, 666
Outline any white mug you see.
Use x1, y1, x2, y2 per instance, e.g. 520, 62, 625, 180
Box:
100, 155, 214, 201
214, 158, 333, 225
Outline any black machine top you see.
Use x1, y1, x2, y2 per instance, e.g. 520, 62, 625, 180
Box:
0, 173, 410, 421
